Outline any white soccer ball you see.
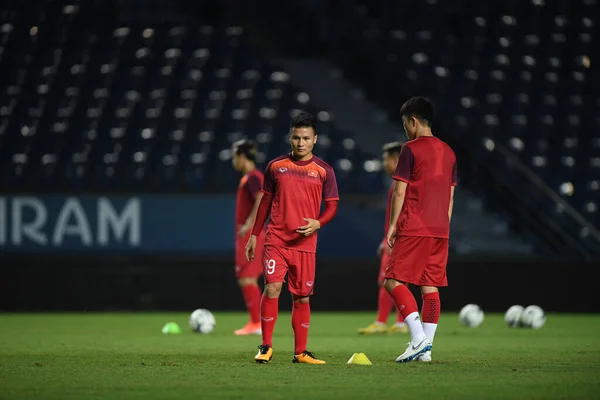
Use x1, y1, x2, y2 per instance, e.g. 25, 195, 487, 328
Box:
458, 304, 484, 328
520, 305, 546, 329
504, 305, 525, 328
189, 309, 216, 334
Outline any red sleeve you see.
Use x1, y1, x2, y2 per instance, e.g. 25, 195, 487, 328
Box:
251, 192, 273, 236
393, 145, 414, 182
451, 160, 457, 186
323, 165, 340, 200
246, 172, 263, 199
262, 163, 275, 194
318, 199, 338, 228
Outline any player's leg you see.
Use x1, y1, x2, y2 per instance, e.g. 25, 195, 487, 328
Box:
288, 251, 325, 364
388, 289, 408, 334
416, 286, 439, 362
384, 236, 432, 362
358, 257, 393, 334
386, 249, 407, 333
417, 238, 448, 362
234, 276, 262, 335
235, 234, 265, 335
255, 246, 287, 363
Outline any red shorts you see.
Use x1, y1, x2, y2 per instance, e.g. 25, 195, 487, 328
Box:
385, 236, 449, 287
378, 250, 391, 284
262, 245, 316, 297
235, 233, 264, 279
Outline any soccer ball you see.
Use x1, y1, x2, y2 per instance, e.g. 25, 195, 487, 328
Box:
189, 309, 216, 334
520, 305, 546, 329
458, 304, 484, 328
504, 305, 525, 328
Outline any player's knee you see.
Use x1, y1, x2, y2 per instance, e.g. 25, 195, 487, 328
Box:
263, 282, 282, 298
384, 278, 401, 293
421, 286, 439, 295
237, 277, 257, 287
291, 294, 309, 303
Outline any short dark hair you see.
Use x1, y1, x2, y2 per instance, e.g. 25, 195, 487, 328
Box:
382, 141, 403, 156
232, 139, 258, 162
400, 97, 435, 126
290, 111, 317, 134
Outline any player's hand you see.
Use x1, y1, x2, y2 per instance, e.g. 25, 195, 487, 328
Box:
296, 218, 321, 237
237, 222, 252, 237
377, 241, 384, 258
386, 224, 397, 248
378, 240, 392, 256
245, 235, 257, 261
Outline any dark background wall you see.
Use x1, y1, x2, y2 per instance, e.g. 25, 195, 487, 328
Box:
1, 254, 595, 313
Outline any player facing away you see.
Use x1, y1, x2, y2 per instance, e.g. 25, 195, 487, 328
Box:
385, 97, 456, 363
245, 112, 339, 364
358, 141, 407, 335
231, 139, 265, 336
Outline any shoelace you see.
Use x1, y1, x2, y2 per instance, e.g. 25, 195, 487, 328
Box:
303, 351, 317, 359
258, 345, 270, 354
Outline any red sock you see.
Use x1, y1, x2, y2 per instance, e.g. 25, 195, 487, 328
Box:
292, 301, 310, 354
260, 294, 278, 347
376, 286, 394, 323
241, 284, 262, 324
422, 292, 441, 323
389, 285, 419, 319
396, 304, 405, 324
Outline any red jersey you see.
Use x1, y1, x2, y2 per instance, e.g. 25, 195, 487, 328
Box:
384, 184, 393, 238
262, 153, 339, 253
236, 169, 264, 229
393, 136, 457, 238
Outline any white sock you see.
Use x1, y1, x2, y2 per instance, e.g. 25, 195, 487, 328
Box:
423, 322, 438, 343
375, 321, 385, 325
404, 312, 426, 342
395, 322, 406, 327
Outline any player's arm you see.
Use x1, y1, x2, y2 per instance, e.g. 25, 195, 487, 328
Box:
387, 146, 413, 247
388, 180, 407, 231
250, 192, 272, 236
238, 174, 264, 237
246, 166, 275, 261
297, 165, 340, 237
449, 158, 457, 223
449, 186, 455, 222
246, 192, 264, 227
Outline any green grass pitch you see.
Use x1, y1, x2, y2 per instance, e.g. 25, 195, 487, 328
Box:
0, 312, 599, 399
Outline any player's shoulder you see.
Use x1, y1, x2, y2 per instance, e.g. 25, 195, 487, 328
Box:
250, 168, 264, 179
265, 154, 292, 171
311, 156, 335, 173
436, 137, 456, 159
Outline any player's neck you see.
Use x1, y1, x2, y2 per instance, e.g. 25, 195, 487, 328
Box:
241, 163, 256, 175
291, 152, 313, 162
415, 129, 433, 139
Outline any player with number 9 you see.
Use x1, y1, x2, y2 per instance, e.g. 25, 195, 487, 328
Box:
245, 112, 339, 365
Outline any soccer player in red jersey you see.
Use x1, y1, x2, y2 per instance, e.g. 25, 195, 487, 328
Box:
385, 97, 457, 363
231, 139, 265, 336
245, 112, 339, 364
358, 141, 407, 335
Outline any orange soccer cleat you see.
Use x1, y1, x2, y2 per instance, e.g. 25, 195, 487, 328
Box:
255, 345, 273, 363
234, 322, 262, 336
292, 350, 326, 364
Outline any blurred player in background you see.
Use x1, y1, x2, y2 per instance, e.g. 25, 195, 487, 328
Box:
358, 141, 407, 335
385, 97, 456, 363
231, 139, 265, 336
246, 112, 339, 364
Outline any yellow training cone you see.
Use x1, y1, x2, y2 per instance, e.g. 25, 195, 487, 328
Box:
347, 353, 372, 365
